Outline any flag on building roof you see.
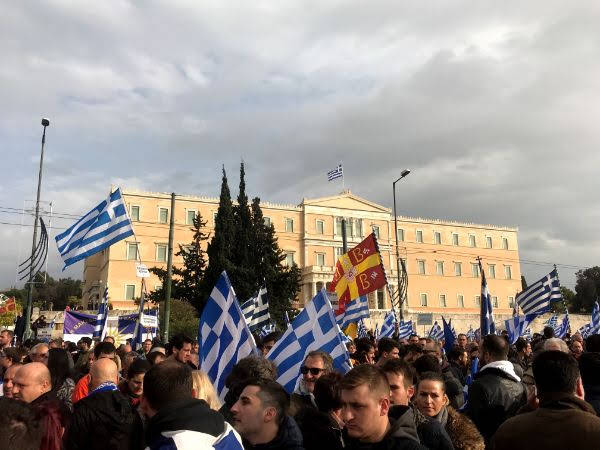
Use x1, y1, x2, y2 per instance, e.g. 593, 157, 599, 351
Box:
329, 233, 387, 313
379, 311, 396, 339
516, 269, 562, 316
200, 272, 258, 399
93, 287, 109, 341
327, 164, 343, 182
240, 287, 270, 332
428, 321, 444, 340
505, 314, 537, 345
55, 188, 134, 269
266, 289, 351, 392
442, 317, 456, 354
336, 295, 369, 330
397, 321, 413, 339
479, 261, 496, 336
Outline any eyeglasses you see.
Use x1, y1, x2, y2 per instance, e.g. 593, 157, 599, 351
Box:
300, 366, 325, 376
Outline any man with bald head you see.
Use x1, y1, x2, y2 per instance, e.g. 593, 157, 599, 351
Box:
66, 358, 136, 450
12, 362, 51, 404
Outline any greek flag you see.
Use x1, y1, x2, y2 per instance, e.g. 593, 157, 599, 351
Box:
259, 323, 275, 339
516, 269, 562, 316
591, 301, 600, 335
580, 323, 592, 339
336, 295, 369, 330
266, 289, 351, 392
466, 326, 475, 341
556, 311, 570, 339
379, 311, 396, 339
374, 323, 379, 339
505, 314, 537, 344
200, 272, 258, 399
545, 314, 558, 329
130, 292, 147, 351
442, 318, 456, 354
480, 261, 496, 336
93, 287, 109, 341
397, 321, 413, 339
428, 321, 444, 340
55, 188, 134, 269
284, 311, 291, 327
240, 287, 270, 332
327, 164, 343, 182
357, 319, 368, 338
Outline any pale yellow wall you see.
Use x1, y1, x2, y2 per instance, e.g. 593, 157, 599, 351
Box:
83, 189, 522, 315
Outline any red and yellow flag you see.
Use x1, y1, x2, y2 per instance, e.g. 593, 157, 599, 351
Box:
329, 233, 387, 313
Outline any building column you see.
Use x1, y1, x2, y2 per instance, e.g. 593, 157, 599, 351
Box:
311, 282, 317, 298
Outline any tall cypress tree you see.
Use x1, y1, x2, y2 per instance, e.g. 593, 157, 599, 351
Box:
250, 197, 301, 328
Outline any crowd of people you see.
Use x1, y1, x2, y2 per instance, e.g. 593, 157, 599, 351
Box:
1, 325, 600, 450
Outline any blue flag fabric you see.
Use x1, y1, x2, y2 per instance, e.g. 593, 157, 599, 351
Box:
428, 321, 444, 340
591, 302, 600, 335
505, 314, 537, 344
516, 269, 562, 316
556, 312, 570, 339
240, 287, 270, 332
442, 317, 455, 354
397, 321, 413, 339
480, 262, 496, 336
199, 272, 258, 399
93, 287, 109, 341
336, 296, 370, 330
379, 311, 396, 339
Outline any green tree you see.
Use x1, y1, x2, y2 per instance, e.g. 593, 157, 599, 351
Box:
9, 272, 83, 310
156, 299, 199, 339
573, 267, 600, 313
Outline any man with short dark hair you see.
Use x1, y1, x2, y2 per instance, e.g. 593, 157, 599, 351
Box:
74, 337, 93, 372
408, 334, 420, 345
403, 344, 423, 364
141, 362, 243, 448
457, 333, 468, 350
514, 338, 532, 371
0, 329, 14, 350
340, 364, 426, 449
168, 333, 193, 364
578, 351, 600, 415
290, 350, 333, 415
231, 379, 303, 450
376, 337, 401, 366
467, 334, 526, 445
0, 397, 42, 450
140, 338, 152, 357
259, 331, 282, 356
492, 351, 600, 449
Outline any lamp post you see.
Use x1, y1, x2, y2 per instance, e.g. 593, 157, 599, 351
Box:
393, 169, 411, 321
24, 118, 50, 339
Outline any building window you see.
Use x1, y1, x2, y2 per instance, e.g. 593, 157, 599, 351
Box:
397, 228, 404, 242
439, 294, 447, 307
264, 216, 271, 227
416, 230, 423, 243
335, 218, 343, 236
158, 207, 169, 224
457, 294, 464, 308
452, 233, 459, 246
336, 217, 357, 237
489, 264, 496, 279
508, 296, 515, 308
316, 253, 325, 266
356, 219, 363, 237
316, 220, 324, 235
417, 260, 426, 275
471, 263, 480, 278
377, 289, 385, 309
492, 296, 498, 308
454, 262, 462, 276
502, 237, 509, 250
475, 295, 481, 306
420, 293, 428, 306
372, 225, 380, 239
186, 210, 196, 225
125, 284, 136, 300
505, 265, 512, 279
285, 252, 295, 267
436, 261, 444, 276
469, 234, 476, 247
285, 218, 294, 232
486, 236, 493, 248
126, 243, 139, 261
335, 247, 344, 258
434, 231, 442, 244
156, 244, 167, 262
130, 205, 140, 222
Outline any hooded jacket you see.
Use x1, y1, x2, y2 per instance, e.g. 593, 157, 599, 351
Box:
490, 393, 600, 450
146, 398, 242, 450
65, 389, 135, 450
466, 360, 526, 444
244, 415, 304, 450
344, 414, 428, 450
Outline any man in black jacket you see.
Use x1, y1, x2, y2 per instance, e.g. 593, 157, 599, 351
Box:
65, 358, 136, 450
467, 334, 526, 444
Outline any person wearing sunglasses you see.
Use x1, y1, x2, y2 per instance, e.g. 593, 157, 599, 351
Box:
290, 350, 333, 416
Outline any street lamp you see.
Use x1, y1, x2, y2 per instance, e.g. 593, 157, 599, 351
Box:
24, 118, 50, 339
393, 169, 411, 320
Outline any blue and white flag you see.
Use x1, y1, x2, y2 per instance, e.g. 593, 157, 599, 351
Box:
130, 291, 147, 351
357, 319, 368, 338
55, 188, 134, 269
545, 314, 558, 329
480, 261, 496, 336
505, 314, 537, 345
259, 323, 275, 339
266, 289, 351, 393
516, 269, 562, 316
336, 296, 369, 330
580, 323, 592, 339
591, 301, 600, 335
379, 311, 396, 339
397, 321, 413, 339
466, 326, 475, 341
93, 287, 109, 341
556, 311, 570, 339
428, 321, 444, 340
442, 317, 455, 354
327, 164, 343, 182
374, 323, 379, 339
200, 272, 258, 399
240, 287, 270, 332
284, 311, 291, 328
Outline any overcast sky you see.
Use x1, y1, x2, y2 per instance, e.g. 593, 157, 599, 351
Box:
2, 1, 599, 290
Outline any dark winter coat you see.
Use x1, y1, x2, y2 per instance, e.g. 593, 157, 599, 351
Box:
64, 390, 136, 450
490, 393, 600, 450
244, 415, 304, 450
389, 405, 454, 450
466, 364, 526, 444
447, 361, 466, 387
344, 414, 428, 450
583, 383, 600, 416
441, 365, 464, 410
295, 406, 344, 450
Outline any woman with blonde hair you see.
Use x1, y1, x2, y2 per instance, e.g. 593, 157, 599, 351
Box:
191, 370, 221, 410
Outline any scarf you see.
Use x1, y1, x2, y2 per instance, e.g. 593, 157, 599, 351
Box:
433, 405, 449, 427
91, 381, 118, 395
